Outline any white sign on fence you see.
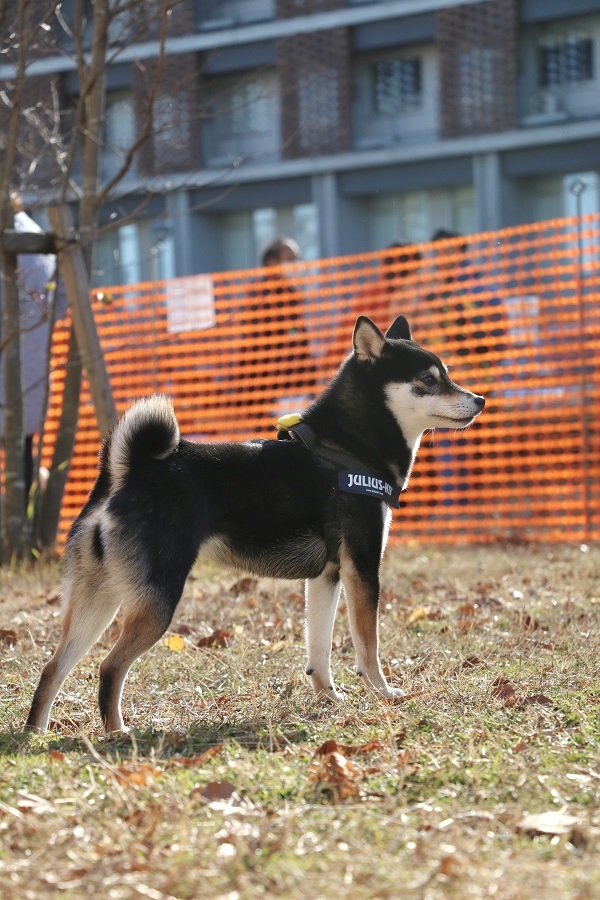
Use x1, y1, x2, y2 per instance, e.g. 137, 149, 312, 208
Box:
166, 274, 215, 333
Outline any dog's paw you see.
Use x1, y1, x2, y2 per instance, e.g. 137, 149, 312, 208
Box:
358, 671, 405, 699
382, 686, 405, 700
308, 671, 346, 702
104, 724, 131, 738
322, 686, 347, 703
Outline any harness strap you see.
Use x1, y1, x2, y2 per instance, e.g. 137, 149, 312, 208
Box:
280, 420, 401, 510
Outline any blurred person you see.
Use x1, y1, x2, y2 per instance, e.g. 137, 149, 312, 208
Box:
332, 240, 423, 368
238, 237, 315, 421
428, 229, 505, 508
429, 228, 505, 357
382, 241, 422, 321
261, 236, 301, 267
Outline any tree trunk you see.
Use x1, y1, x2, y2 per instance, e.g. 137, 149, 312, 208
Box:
37, 0, 109, 551
36, 327, 83, 551
0, 0, 29, 560
1, 243, 26, 561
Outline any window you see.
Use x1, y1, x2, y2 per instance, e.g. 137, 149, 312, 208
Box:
202, 71, 280, 166
92, 224, 140, 287
365, 187, 475, 249
105, 92, 135, 153
539, 34, 593, 88
103, 91, 136, 178
352, 46, 435, 150
220, 204, 319, 270
197, 0, 274, 28
229, 80, 272, 136
373, 58, 422, 114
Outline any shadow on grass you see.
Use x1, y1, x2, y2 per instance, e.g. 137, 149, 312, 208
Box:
0, 718, 314, 760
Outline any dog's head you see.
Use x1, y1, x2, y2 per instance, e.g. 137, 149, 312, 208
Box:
352, 315, 485, 447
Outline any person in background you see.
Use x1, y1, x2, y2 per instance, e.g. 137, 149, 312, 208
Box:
260, 237, 310, 389
242, 237, 314, 418
429, 228, 505, 357
0, 202, 67, 501
382, 241, 422, 322
261, 236, 301, 268
428, 228, 504, 508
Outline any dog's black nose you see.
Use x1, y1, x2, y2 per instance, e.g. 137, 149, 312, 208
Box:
474, 395, 485, 409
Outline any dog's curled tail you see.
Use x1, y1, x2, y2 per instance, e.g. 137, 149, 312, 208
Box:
107, 395, 179, 493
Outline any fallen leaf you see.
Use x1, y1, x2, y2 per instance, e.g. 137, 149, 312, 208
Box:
175, 624, 195, 636
457, 603, 477, 616
0, 629, 18, 646
164, 634, 185, 652
395, 728, 407, 746
407, 607, 440, 624
169, 745, 224, 768
314, 739, 347, 758
229, 577, 258, 595
197, 629, 232, 648
314, 738, 386, 759
522, 694, 552, 706
309, 751, 364, 799
116, 764, 162, 787
476, 594, 503, 609
197, 780, 237, 801
569, 828, 589, 850
515, 612, 540, 631
438, 854, 462, 877
516, 810, 579, 836
358, 739, 386, 754
462, 656, 484, 668
491, 678, 517, 706
396, 750, 415, 770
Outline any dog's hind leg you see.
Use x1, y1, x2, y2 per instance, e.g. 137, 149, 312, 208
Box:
340, 542, 404, 700
98, 594, 175, 733
305, 562, 344, 701
25, 573, 122, 733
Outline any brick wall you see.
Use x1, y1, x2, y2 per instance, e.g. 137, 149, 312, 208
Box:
135, 52, 202, 176
437, 0, 518, 138
276, 0, 350, 158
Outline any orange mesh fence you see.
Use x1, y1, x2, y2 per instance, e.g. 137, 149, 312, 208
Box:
43, 215, 600, 547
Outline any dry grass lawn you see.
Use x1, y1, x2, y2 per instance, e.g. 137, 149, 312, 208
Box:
0, 541, 599, 898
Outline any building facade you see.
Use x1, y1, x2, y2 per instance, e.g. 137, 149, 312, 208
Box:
4, 0, 600, 283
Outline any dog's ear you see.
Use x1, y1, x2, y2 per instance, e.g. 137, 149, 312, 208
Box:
385, 315, 412, 341
353, 316, 386, 363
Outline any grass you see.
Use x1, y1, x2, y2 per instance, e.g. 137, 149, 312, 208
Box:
0, 542, 599, 898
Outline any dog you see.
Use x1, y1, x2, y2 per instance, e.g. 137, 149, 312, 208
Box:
25, 315, 484, 734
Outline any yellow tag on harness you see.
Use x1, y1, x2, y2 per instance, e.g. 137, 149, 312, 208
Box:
277, 413, 303, 431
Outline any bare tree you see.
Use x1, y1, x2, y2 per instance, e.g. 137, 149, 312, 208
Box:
0, 0, 186, 559
0, 0, 45, 562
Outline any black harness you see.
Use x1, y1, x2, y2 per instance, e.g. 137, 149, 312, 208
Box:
276, 419, 403, 563
278, 420, 401, 510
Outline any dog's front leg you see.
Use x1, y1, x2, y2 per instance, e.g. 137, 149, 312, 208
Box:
305, 562, 344, 701
340, 542, 404, 699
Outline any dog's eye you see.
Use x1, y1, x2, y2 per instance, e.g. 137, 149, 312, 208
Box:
419, 372, 438, 388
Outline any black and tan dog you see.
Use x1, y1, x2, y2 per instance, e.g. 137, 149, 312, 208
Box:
25, 316, 484, 733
